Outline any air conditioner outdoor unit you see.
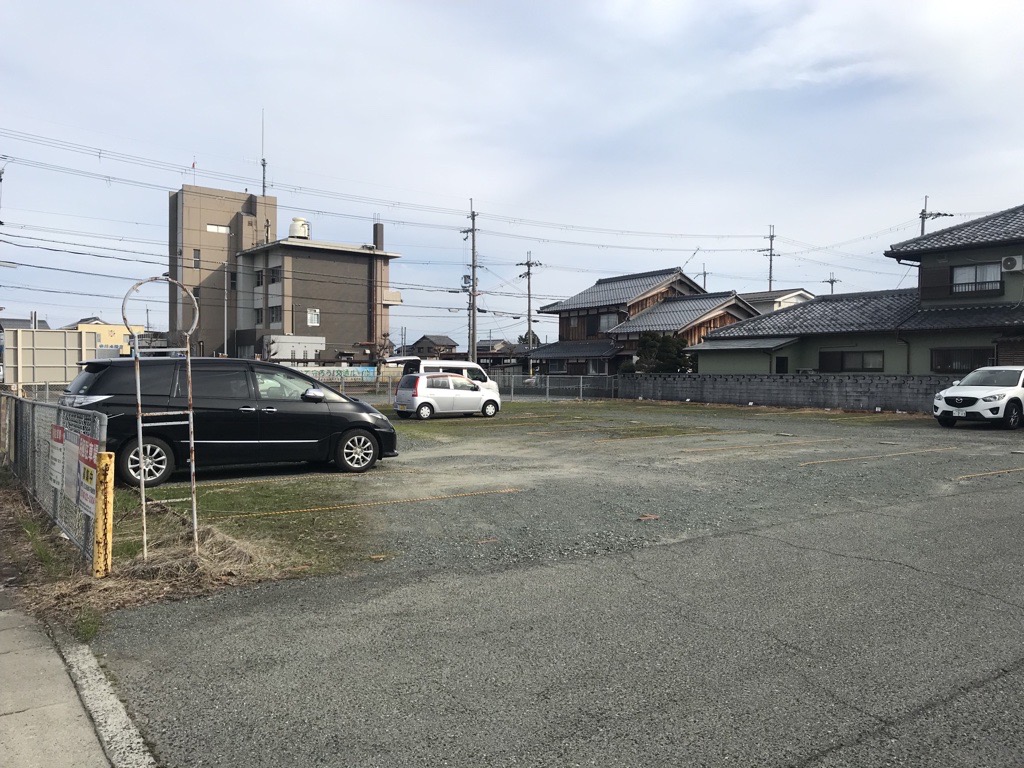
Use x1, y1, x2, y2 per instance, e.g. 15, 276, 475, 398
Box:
1001, 255, 1024, 272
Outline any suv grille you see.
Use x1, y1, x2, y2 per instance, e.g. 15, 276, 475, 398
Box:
944, 396, 978, 407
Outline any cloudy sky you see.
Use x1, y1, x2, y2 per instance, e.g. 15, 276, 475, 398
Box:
3, 1, 1023, 348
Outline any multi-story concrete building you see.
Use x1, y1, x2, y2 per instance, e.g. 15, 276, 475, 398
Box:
168, 185, 401, 362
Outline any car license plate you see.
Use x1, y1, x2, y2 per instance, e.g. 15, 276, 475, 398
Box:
952, 408, 966, 417
396, 404, 408, 411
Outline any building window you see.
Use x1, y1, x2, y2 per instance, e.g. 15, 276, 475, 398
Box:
255, 269, 264, 287
931, 347, 994, 374
206, 224, 230, 234
229, 271, 237, 291
569, 316, 578, 328
269, 266, 282, 284
269, 305, 282, 323
307, 308, 321, 327
952, 263, 1001, 294
192, 286, 201, 299
818, 350, 884, 372
193, 249, 201, 269
548, 360, 567, 373
255, 307, 264, 325
598, 313, 618, 332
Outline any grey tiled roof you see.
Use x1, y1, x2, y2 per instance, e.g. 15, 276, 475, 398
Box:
0, 318, 52, 330
708, 289, 921, 338
608, 292, 740, 334
684, 337, 799, 352
899, 304, 1024, 331
417, 334, 458, 347
540, 268, 689, 313
887, 203, 1024, 256
528, 339, 622, 359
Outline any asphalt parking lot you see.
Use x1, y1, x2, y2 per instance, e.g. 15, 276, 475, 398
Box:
93, 400, 1024, 767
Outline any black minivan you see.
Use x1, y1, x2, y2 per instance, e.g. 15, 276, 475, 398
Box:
59, 357, 398, 486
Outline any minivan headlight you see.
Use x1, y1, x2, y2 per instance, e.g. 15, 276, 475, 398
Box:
60, 394, 112, 407
982, 393, 1007, 402
368, 412, 390, 423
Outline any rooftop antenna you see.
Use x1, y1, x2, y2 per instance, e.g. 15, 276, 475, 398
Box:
261, 109, 267, 197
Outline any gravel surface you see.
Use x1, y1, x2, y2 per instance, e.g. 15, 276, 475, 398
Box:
91, 402, 1024, 767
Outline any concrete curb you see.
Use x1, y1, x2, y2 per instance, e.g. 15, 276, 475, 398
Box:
49, 625, 158, 768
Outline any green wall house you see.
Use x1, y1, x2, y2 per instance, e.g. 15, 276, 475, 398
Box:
688, 204, 1024, 375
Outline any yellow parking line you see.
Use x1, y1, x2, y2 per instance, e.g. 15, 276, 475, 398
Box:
217, 487, 522, 521
676, 437, 842, 453
799, 447, 954, 467
957, 466, 1024, 481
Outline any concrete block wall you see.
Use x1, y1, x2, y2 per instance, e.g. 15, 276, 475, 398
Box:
618, 373, 953, 413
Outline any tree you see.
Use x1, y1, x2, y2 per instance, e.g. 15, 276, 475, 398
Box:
632, 331, 694, 373
518, 330, 541, 347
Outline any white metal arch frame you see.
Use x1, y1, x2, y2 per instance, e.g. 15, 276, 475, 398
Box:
122, 277, 200, 557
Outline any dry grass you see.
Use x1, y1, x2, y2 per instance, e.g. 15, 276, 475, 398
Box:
0, 474, 293, 633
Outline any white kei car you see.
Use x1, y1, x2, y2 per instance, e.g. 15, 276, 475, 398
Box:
933, 365, 1024, 429
393, 372, 501, 420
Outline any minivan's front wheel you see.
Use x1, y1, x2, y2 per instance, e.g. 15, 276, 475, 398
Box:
336, 429, 378, 472
117, 437, 175, 487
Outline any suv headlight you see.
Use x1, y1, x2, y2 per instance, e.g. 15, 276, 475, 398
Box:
933, 392, 943, 401
982, 393, 1007, 402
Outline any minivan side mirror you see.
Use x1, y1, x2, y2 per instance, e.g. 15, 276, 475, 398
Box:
303, 388, 326, 402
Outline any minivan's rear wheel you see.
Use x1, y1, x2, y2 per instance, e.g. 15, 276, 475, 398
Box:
117, 437, 174, 487
416, 403, 434, 420
1003, 401, 1023, 430
482, 401, 499, 418
336, 429, 378, 472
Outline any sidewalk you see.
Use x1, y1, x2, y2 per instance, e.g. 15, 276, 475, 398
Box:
0, 593, 111, 768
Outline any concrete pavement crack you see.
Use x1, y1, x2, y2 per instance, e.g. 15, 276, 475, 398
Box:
738, 530, 1024, 614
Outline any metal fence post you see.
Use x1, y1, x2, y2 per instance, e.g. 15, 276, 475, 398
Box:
93, 452, 115, 578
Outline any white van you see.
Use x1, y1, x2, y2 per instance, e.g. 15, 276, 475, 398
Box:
386, 357, 499, 393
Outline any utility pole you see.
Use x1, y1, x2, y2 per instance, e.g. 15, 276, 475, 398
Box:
919, 195, 952, 236
758, 226, 776, 290
694, 263, 709, 290
261, 109, 268, 198
823, 272, 841, 295
461, 200, 478, 362
517, 251, 541, 375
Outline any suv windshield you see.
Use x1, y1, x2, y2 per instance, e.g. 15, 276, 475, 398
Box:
959, 369, 1022, 387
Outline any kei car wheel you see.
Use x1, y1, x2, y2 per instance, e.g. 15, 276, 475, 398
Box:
1002, 401, 1023, 430
936, 417, 956, 428
336, 429, 378, 472
416, 403, 434, 420
117, 437, 175, 487
481, 400, 499, 418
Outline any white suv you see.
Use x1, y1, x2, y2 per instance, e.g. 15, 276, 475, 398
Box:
933, 366, 1024, 429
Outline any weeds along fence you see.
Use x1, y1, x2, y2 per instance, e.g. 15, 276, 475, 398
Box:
0, 393, 113, 573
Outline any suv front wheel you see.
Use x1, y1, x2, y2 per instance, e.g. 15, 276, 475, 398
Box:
1003, 401, 1023, 430
117, 437, 175, 487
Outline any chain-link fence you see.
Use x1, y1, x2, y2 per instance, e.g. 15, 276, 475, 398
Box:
492, 373, 618, 401
0, 393, 108, 563
0, 382, 71, 403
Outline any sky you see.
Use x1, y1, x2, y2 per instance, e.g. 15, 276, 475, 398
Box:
2, 0, 1024, 350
